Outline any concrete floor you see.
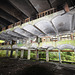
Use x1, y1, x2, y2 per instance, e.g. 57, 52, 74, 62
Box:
0, 57, 75, 75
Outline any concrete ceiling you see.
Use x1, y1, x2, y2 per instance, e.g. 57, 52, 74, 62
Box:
0, 0, 27, 21
52, 13, 73, 34
0, 0, 75, 42
9, 0, 38, 18
23, 24, 45, 37
35, 20, 56, 36
6, 30, 24, 39
0, 17, 12, 26
0, 8, 18, 23
0, 8, 75, 41
0, 0, 75, 30
14, 27, 35, 38
29, 0, 50, 12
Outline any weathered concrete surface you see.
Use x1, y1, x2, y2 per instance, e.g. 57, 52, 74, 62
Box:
14, 27, 34, 38
29, 0, 50, 12
0, 8, 18, 23
0, 8, 75, 41
9, 0, 38, 18
0, 17, 12, 26
0, 0, 75, 30
49, 0, 65, 8
0, 0, 27, 21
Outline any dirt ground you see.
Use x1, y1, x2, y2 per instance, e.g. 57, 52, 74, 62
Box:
0, 57, 75, 75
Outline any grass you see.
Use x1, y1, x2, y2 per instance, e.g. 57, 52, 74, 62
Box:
0, 39, 75, 62
0, 40, 5, 43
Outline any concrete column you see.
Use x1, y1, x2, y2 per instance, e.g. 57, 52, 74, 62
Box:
20, 50, 24, 58
10, 45, 13, 58
10, 50, 13, 58
58, 36, 60, 41
36, 50, 39, 60
6, 50, 9, 57
46, 50, 49, 62
71, 34, 74, 40
58, 49, 62, 64
27, 49, 31, 60
74, 49, 75, 55
15, 49, 18, 58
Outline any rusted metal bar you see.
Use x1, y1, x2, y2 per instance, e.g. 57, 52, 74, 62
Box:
15, 21, 21, 26
37, 8, 57, 18
8, 24, 13, 29
25, 17, 30, 23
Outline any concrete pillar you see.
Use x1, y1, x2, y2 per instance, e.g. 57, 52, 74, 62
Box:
27, 49, 31, 60
58, 36, 60, 41
15, 49, 18, 58
46, 50, 49, 62
20, 50, 24, 58
74, 49, 75, 55
6, 50, 9, 57
10, 50, 13, 58
10, 45, 13, 58
71, 34, 74, 40
58, 49, 62, 64
36, 50, 39, 60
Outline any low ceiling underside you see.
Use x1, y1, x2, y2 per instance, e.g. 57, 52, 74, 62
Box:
0, 0, 75, 30
0, 0, 75, 42
0, 8, 75, 42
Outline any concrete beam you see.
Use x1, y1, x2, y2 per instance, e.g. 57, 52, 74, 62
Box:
14, 28, 28, 38
23, 25, 45, 37
0, 17, 12, 26
47, 0, 53, 8
6, 30, 24, 39
35, 20, 56, 36
13, 31, 27, 40
0, 0, 27, 21
49, 0, 65, 9
9, 0, 37, 19
0, 33, 17, 41
34, 25, 46, 35
22, 28, 37, 37
0, 8, 18, 23
29, 0, 50, 12
0, 37, 11, 41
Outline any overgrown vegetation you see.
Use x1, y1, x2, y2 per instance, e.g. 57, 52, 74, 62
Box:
0, 50, 75, 62
0, 40, 75, 62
